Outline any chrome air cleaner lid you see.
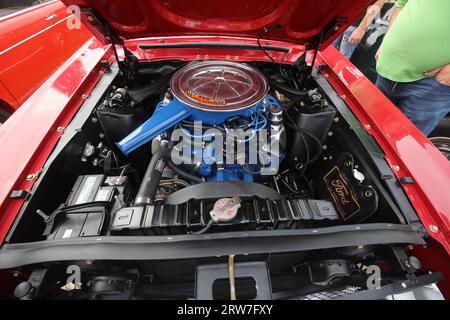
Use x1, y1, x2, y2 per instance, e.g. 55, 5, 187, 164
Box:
170, 61, 268, 112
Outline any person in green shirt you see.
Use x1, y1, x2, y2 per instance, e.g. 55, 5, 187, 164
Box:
376, 0, 450, 136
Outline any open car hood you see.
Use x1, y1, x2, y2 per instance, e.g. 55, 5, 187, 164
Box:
63, 0, 373, 48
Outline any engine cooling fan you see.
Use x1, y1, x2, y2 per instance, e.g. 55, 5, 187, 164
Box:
117, 61, 268, 155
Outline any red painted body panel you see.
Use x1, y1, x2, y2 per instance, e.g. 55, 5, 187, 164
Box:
62, 0, 374, 49
318, 46, 450, 253
0, 1, 93, 110
0, 38, 112, 243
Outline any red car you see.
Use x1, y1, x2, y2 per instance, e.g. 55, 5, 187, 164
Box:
0, 0, 449, 300
0, 0, 93, 124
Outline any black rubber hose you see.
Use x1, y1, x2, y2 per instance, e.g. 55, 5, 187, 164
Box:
135, 146, 168, 206
267, 77, 308, 103
167, 161, 204, 184
193, 220, 214, 235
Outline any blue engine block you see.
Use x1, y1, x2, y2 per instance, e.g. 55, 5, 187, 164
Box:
117, 95, 282, 182
116, 98, 261, 156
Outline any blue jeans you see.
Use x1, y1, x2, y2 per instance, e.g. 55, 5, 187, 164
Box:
333, 26, 358, 60
376, 75, 450, 136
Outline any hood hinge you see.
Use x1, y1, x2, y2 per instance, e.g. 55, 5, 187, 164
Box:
81, 8, 138, 84
104, 23, 138, 85
294, 17, 347, 77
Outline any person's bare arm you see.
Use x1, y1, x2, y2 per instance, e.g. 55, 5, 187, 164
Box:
375, 2, 404, 60
348, 0, 386, 44
425, 65, 450, 86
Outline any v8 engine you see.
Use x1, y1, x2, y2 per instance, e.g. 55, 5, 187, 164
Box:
117, 61, 286, 183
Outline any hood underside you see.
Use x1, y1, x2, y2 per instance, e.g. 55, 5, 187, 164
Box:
63, 0, 374, 48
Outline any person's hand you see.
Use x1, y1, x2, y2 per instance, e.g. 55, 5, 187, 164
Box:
425, 64, 450, 86
375, 46, 382, 60
348, 27, 365, 45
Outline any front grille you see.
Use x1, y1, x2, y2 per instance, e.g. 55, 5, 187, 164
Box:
295, 286, 362, 300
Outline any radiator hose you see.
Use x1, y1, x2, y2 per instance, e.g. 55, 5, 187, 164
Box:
134, 144, 171, 206
134, 143, 204, 205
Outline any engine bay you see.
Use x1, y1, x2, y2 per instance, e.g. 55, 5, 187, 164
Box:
6, 59, 419, 240
18, 59, 393, 238
1, 59, 433, 300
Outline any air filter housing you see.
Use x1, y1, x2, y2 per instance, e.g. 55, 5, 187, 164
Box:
117, 61, 269, 155
171, 61, 268, 114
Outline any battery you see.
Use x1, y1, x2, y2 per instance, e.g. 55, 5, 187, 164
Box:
66, 175, 130, 205
66, 175, 105, 206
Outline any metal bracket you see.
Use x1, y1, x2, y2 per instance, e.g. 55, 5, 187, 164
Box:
196, 261, 272, 300
391, 246, 417, 274
338, 272, 443, 300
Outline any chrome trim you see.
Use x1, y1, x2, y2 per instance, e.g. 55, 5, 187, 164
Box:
0, 15, 72, 57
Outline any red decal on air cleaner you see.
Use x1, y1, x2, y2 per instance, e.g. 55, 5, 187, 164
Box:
184, 90, 226, 105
